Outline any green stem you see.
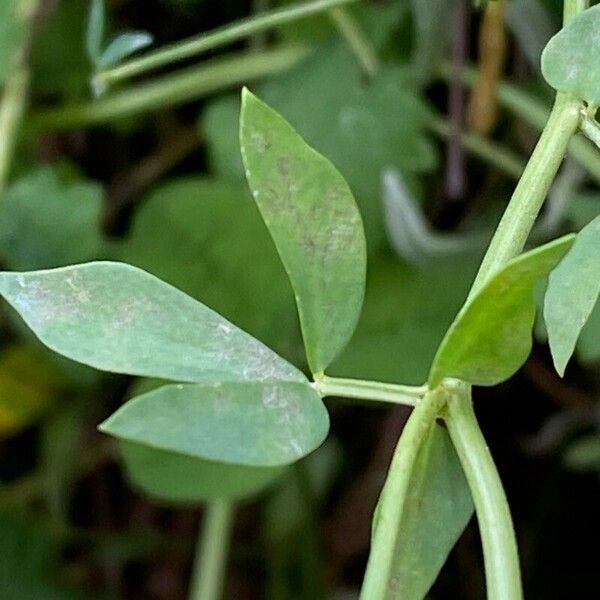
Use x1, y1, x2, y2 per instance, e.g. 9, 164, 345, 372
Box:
328, 7, 379, 77
0, 69, 29, 192
470, 92, 581, 296
429, 115, 525, 179
441, 4, 588, 599
30, 47, 307, 130
314, 374, 427, 406
579, 111, 600, 150
564, 0, 588, 20
97, 0, 359, 88
189, 500, 235, 600
359, 387, 447, 600
444, 384, 521, 600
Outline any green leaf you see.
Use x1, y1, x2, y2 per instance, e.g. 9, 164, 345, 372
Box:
372, 424, 473, 599
429, 235, 575, 387
0, 167, 105, 270
240, 89, 367, 374
99, 31, 153, 68
86, 0, 105, 65
0, 262, 304, 383
119, 441, 285, 502
541, 4, 600, 104
544, 215, 600, 376
100, 381, 329, 467
0, 2, 27, 85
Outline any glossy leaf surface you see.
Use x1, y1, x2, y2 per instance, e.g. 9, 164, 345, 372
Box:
544, 215, 600, 376
240, 89, 367, 374
0, 262, 304, 383
100, 381, 329, 467
541, 4, 600, 104
429, 235, 575, 387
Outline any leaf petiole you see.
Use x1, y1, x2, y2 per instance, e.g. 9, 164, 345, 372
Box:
313, 374, 427, 407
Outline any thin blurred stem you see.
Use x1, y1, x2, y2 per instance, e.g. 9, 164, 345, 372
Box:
445, 0, 468, 200
189, 500, 234, 600
579, 111, 600, 150
96, 0, 359, 89
328, 7, 379, 77
30, 47, 307, 130
564, 0, 588, 20
429, 115, 525, 179
0, 69, 29, 192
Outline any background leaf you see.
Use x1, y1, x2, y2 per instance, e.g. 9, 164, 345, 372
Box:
544, 215, 600, 376
541, 4, 600, 104
430, 235, 575, 387
240, 89, 367, 375
0, 262, 304, 383
99, 31, 154, 68
0, 167, 105, 270
100, 381, 329, 467
371, 424, 473, 600
120, 441, 285, 502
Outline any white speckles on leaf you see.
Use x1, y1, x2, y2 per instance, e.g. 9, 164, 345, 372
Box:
240, 89, 366, 374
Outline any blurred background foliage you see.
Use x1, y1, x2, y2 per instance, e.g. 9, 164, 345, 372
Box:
0, 0, 598, 598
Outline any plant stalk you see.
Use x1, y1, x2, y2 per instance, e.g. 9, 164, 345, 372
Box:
359, 387, 448, 599
189, 500, 235, 600
443, 4, 588, 599
445, 383, 521, 600
328, 7, 379, 77
469, 92, 581, 296
0, 69, 29, 192
97, 0, 359, 88
314, 374, 427, 406
30, 47, 307, 130
429, 115, 525, 179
